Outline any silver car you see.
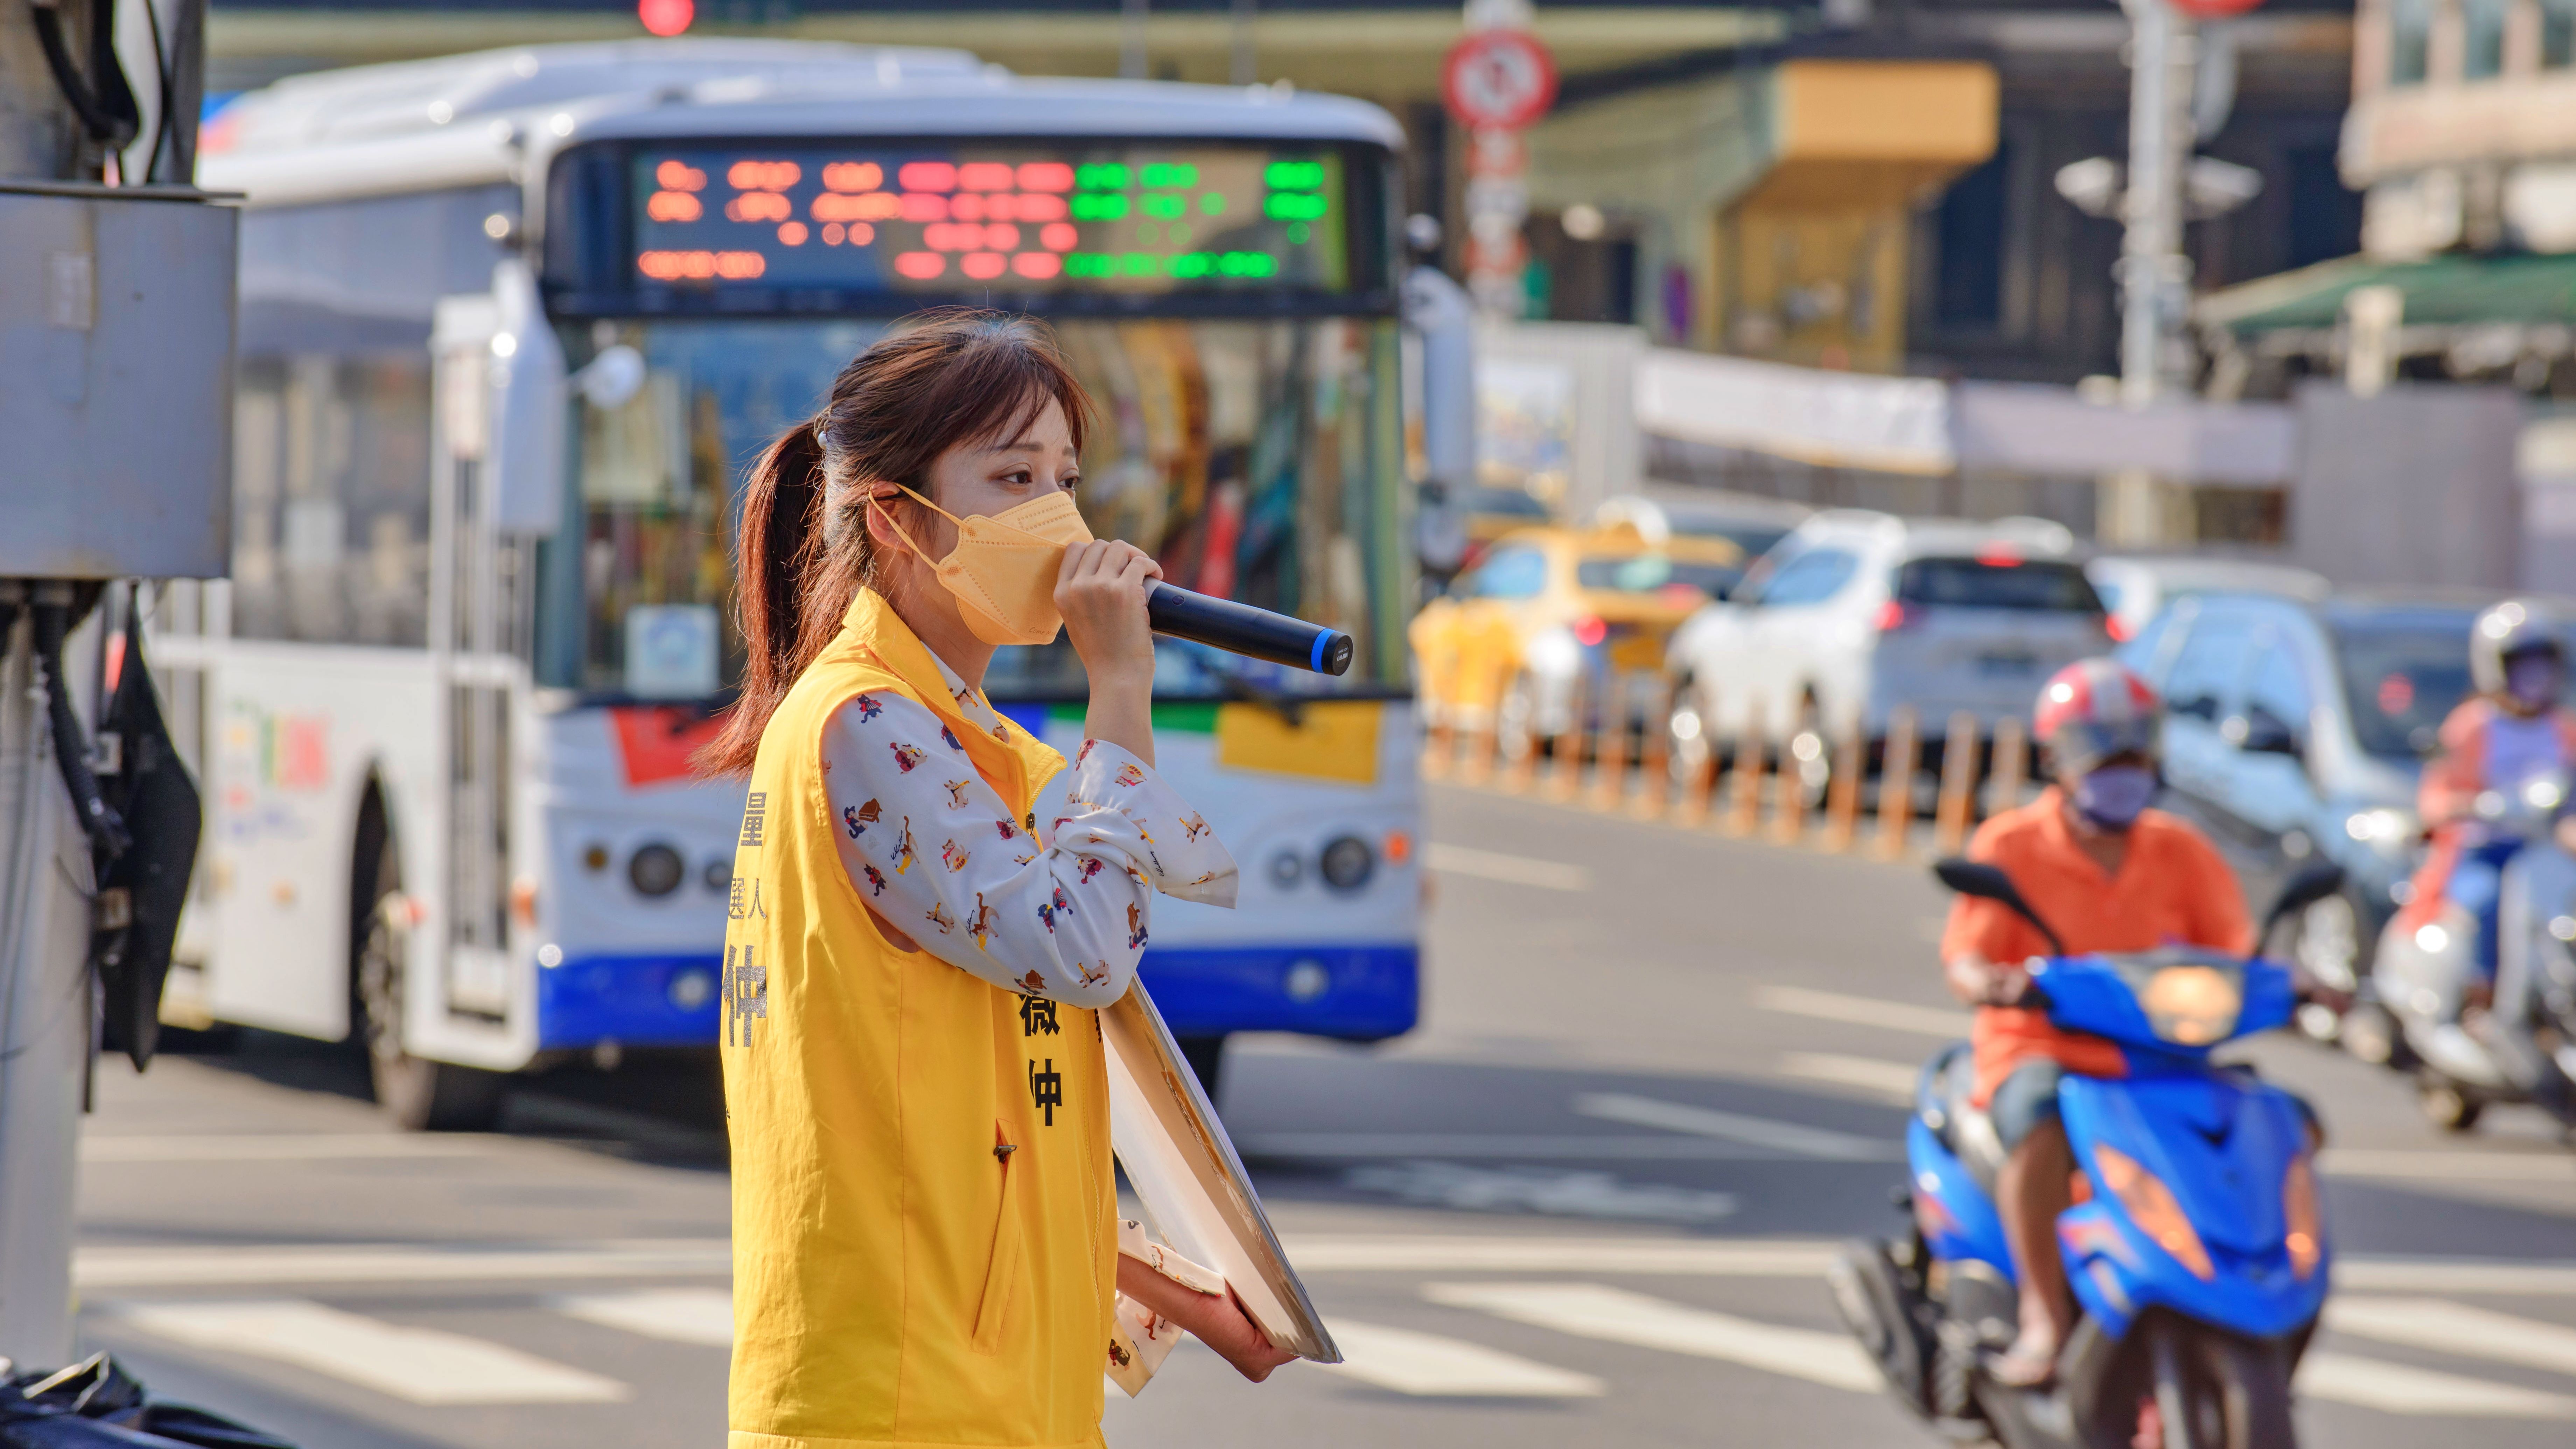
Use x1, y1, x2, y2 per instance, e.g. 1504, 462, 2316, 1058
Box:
1663, 510, 2115, 790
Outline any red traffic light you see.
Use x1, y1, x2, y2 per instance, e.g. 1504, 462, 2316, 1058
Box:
639, 0, 694, 37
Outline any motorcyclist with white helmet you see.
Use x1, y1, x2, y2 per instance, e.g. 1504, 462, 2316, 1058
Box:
2398, 600, 2576, 994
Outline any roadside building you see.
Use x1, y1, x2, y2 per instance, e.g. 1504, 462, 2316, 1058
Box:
2199, 0, 2576, 399
208, 1, 2353, 386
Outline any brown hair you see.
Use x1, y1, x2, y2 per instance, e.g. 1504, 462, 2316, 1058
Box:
698, 309, 1091, 777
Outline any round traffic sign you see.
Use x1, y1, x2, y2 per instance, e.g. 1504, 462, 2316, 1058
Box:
1443, 30, 1559, 131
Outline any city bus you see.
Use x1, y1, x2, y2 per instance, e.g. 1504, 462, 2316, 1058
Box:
160, 39, 1423, 1128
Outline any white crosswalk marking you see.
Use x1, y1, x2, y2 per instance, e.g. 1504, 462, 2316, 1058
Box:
2325, 1297, 2576, 1379
1321, 1319, 1603, 1397
1423, 843, 1592, 892
1753, 985, 1970, 1037
553, 1288, 735, 1347
109, 1299, 630, 1405
1572, 1092, 1897, 1161
2299, 1350, 2576, 1419
1423, 1282, 1878, 1392
1776, 1052, 1919, 1102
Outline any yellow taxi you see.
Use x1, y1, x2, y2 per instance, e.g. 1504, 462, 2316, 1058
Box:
1412, 522, 1744, 748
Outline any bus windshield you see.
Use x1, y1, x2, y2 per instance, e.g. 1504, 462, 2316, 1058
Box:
536, 316, 1406, 701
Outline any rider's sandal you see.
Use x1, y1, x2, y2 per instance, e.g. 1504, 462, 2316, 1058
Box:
1986, 1339, 2058, 1388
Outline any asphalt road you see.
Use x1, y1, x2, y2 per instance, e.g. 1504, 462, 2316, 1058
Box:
67, 781, 2576, 1448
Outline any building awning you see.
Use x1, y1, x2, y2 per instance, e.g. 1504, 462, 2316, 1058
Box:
2197, 251, 2576, 336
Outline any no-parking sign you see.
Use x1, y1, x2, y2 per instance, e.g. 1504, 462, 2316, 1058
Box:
1442, 29, 1559, 131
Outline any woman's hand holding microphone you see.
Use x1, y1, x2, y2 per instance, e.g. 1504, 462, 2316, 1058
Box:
1058, 539, 1163, 769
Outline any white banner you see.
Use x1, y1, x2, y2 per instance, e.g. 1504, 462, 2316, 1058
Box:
1632, 349, 1954, 476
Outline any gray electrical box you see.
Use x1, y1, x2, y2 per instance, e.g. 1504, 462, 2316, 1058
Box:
1, 182, 237, 580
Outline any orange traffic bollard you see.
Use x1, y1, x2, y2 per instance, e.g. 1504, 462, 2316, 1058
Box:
1676, 684, 1719, 828
1590, 673, 1632, 812
1463, 658, 1512, 786
1549, 672, 1590, 803
1771, 721, 1811, 844
1633, 676, 1674, 820
1932, 710, 1981, 857
1727, 695, 1767, 837
1819, 720, 1865, 853
1876, 706, 1920, 860
1988, 712, 2028, 817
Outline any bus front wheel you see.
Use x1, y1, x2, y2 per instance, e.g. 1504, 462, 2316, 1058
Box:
356, 833, 506, 1133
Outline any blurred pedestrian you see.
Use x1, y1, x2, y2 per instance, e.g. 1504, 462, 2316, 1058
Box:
702, 310, 1291, 1447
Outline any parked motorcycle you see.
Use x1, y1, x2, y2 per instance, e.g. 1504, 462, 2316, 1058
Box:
2368, 774, 2576, 1134
1829, 858, 2344, 1449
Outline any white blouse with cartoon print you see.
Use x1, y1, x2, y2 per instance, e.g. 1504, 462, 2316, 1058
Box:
817, 651, 1236, 1008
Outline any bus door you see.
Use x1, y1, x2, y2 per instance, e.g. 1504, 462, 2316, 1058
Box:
424, 296, 520, 1057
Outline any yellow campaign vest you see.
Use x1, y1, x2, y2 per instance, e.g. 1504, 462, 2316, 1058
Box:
722, 588, 1113, 1449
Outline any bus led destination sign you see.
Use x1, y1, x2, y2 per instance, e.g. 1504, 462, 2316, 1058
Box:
629, 144, 1351, 296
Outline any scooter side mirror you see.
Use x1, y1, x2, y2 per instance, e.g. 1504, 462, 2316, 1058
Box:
1932, 858, 2068, 957
2260, 861, 2348, 944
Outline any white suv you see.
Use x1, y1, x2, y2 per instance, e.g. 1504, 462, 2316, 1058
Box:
1663, 510, 2114, 785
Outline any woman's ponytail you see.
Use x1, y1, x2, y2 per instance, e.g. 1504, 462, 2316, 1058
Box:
701, 418, 832, 777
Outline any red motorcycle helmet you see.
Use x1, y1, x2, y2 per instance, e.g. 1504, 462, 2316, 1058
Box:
2034, 658, 2163, 777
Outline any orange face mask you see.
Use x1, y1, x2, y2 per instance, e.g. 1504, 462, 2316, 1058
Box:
870, 484, 1095, 646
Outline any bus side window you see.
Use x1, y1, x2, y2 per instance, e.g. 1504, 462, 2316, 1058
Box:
230, 186, 518, 649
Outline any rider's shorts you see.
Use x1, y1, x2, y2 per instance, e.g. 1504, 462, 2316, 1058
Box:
1988, 1059, 2066, 1153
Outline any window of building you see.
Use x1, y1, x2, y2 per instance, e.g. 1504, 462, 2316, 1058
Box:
2546, 0, 2576, 67
2390, 0, 2433, 84
1932, 143, 2011, 330
2465, 0, 2510, 79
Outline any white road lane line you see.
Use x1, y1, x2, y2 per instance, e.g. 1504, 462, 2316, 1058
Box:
2338, 1260, 2576, 1296
1320, 1320, 1604, 1397
2299, 1350, 2576, 1419
552, 1288, 735, 1347
1572, 1092, 1899, 1161
75, 1239, 732, 1289
1777, 1052, 1920, 1102
82, 1135, 495, 1163
1754, 985, 1971, 1037
1237, 1132, 1788, 1160
1284, 1238, 1839, 1275
107, 1299, 630, 1405
1423, 843, 1592, 892
1424, 1282, 1877, 1392
2325, 1297, 2576, 1378
2320, 1149, 2576, 1183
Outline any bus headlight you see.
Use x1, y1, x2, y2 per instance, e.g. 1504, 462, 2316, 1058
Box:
629, 842, 685, 897
1319, 835, 1374, 891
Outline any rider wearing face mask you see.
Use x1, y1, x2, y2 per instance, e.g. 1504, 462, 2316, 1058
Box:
2400, 600, 2576, 989
1939, 659, 2253, 1387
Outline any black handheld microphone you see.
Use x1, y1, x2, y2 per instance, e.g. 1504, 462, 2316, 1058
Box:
1144, 582, 1354, 676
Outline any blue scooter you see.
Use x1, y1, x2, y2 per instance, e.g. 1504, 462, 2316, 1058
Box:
1829, 859, 2345, 1449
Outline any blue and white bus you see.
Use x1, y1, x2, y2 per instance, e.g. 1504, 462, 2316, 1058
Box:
159, 39, 1423, 1127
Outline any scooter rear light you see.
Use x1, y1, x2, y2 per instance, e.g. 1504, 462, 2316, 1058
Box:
2093, 1144, 2215, 1280
2283, 1154, 2322, 1279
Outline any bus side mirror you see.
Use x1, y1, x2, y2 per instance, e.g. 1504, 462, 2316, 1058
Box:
488, 259, 565, 537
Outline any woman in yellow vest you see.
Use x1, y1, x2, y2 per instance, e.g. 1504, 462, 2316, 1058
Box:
702, 311, 1291, 1449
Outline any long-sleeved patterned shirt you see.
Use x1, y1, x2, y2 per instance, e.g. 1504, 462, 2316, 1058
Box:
818, 652, 1237, 1008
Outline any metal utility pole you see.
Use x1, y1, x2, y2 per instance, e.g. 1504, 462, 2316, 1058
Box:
0, 0, 229, 1369
2102, 0, 2202, 546
1120, 0, 1149, 80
